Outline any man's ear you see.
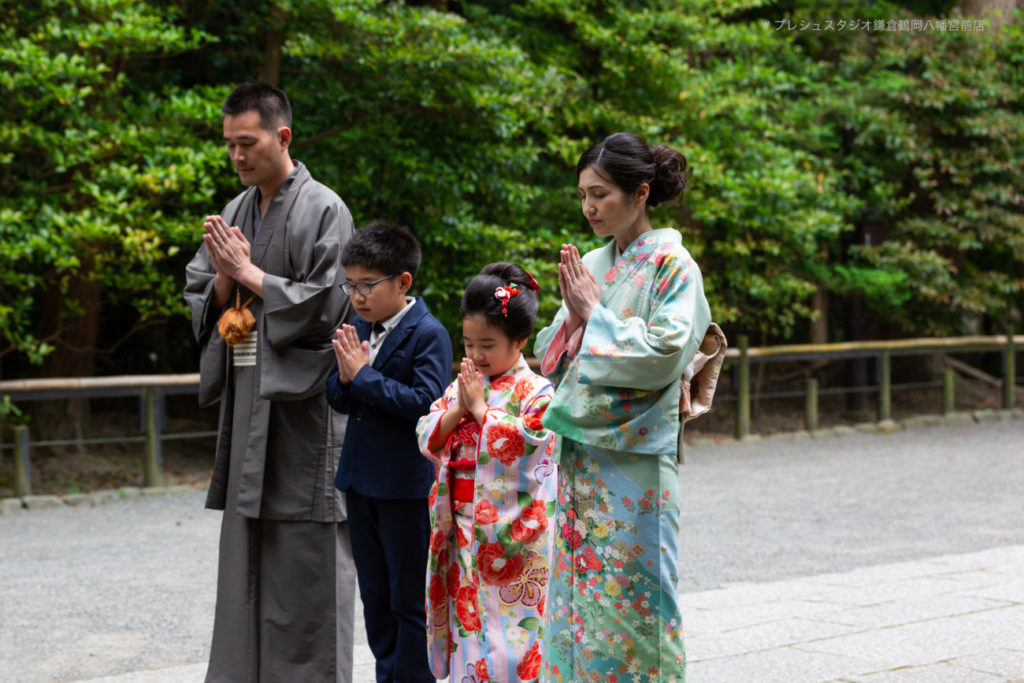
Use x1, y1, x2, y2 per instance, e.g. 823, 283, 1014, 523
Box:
278, 126, 292, 148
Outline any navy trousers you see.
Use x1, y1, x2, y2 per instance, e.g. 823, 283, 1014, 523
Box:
346, 491, 434, 683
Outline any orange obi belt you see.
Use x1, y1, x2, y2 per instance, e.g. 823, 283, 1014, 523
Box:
448, 457, 476, 503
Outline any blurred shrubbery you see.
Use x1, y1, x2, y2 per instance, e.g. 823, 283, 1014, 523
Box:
1, 0, 1020, 378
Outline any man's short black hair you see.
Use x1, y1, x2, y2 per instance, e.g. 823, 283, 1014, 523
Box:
342, 220, 421, 279
222, 82, 292, 132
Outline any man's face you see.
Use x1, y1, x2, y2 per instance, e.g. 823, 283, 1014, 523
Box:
222, 110, 289, 190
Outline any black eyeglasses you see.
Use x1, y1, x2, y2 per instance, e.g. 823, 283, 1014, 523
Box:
342, 273, 397, 297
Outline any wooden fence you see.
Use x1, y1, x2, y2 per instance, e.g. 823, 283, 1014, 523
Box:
0, 374, 204, 496
1, 334, 1019, 496
725, 333, 1021, 439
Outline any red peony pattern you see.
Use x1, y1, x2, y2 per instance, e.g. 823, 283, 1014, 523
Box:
417, 354, 557, 680
430, 529, 447, 553
513, 379, 534, 400
561, 522, 583, 550
490, 375, 516, 392
510, 499, 549, 545
477, 542, 525, 586
575, 545, 602, 573
516, 641, 543, 680
485, 421, 525, 466
474, 499, 499, 525
456, 584, 481, 631
447, 560, 461, 598
429, 573, 449, 627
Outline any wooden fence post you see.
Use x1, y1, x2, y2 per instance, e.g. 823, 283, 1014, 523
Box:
143, 388, 163, 488
805, 377, 819, 432
1004, 331, 1016, 410
736, 335, 750, 439
13, 424, 31, 497
878, 349, 891, 422
943, 367, 955, 415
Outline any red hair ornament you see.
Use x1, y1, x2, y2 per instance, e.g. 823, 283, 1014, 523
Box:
494, 271, 539, 317
494, 284, 521, 317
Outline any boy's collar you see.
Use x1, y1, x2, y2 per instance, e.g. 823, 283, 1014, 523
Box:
373, 296, 415, 330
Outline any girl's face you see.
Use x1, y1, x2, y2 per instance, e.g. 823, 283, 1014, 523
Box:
462, 314, 527, 377
578, 165, 649, 248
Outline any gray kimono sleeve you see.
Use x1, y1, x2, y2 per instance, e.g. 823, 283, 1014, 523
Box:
259, 186, 354, 401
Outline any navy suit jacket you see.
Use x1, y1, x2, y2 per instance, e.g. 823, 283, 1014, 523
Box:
326, 297, 453, 499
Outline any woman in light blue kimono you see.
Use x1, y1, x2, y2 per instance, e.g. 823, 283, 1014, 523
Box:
535, 132, 711, 682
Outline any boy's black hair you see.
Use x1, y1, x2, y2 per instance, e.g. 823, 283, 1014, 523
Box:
461, 262, 539, 342
341, 220, 421, 278
222, 82, 292, 133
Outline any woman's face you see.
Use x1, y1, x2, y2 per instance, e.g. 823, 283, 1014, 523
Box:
462, 314, 526, 377
577, 166, 647, 243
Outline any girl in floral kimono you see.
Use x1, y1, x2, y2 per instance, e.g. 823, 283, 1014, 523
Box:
417, 262, 559, 682
535, 133, 712, 682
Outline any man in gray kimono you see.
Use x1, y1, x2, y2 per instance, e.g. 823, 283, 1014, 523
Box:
184, 82, 356, 682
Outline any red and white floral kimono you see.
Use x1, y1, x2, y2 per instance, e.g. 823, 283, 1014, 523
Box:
416, 354, 558, 682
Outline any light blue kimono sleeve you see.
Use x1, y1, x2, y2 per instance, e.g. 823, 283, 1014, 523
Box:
576, 251, 711, 391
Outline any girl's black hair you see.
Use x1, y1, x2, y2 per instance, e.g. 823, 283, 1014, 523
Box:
461, 262, 539, 341
576, 132, 688, 207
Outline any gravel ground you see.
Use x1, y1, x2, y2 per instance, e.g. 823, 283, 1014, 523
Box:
677, 419, 1024, 591
1, 419, 1021, 681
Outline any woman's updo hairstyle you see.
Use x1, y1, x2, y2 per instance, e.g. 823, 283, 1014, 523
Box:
576, 132, 688, 208
461, 262, 540, 342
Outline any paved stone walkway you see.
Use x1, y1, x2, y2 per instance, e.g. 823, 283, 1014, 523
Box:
3, 418, 1021, 682
74, 545, 1024, 682
680, 545, 1024, 682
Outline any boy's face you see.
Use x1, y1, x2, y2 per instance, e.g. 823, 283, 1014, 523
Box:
344, 265, 410, 323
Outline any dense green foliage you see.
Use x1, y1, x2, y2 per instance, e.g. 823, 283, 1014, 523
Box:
1, 0, 1021, 379
0, 0, 230, 374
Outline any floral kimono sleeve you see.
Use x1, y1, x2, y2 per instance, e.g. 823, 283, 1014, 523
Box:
417, 381, 460, 677
417, 382, 459, 470
542, 232, 713, 454
476, 378, 556, 504
577, 249, 710, 391
534, 304, 571, 382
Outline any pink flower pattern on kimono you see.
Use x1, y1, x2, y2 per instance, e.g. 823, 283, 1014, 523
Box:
534, 230, 709, 680
416, 354, 559, 681
544, 442, 687, 678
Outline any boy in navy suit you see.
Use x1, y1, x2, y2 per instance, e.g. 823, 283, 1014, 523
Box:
326, 220, 452, 683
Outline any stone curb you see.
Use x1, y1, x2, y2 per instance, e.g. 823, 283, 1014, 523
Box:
687, 408, 1023, 449
0, 484, 202, 515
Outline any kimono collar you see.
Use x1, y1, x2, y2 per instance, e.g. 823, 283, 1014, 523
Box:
616, 228, 680, 264
600, 228, 681, 287
486, 353, 529, 386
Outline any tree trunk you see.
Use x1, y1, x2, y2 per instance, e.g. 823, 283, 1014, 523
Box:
35, 273, 103, 451
261, 6, 287, 86
846, 295, 870, 414
810, 287, 828, 344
